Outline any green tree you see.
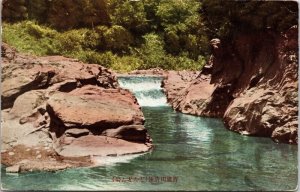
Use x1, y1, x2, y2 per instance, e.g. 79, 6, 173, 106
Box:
156, 0, 209, 58
138, 33, 166, 69
57, 29, 87, 53
103, 25, 134, 53
46, 0, 110, 30
201, 1, 298, 39
80, 0, 110, 27
143, 0, 161, 31
26, 0, 49, 23
107, 0, 148, 34
46, 0, 81, 30
2, 0, 28, 22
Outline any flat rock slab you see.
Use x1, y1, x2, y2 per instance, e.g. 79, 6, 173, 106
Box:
58, 135, 151, 157
1, 145, 92, 172
47, 86, 144, 128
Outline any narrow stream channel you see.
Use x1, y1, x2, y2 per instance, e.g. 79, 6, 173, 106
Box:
1, 76, 297, 191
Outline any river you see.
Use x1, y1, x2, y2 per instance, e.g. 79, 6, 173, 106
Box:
1, 76, 298, 191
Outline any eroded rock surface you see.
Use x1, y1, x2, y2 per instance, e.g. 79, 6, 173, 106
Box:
162, 70, 200, 104
163, 26, 298, 144
2, 53, 118, 109
1, 43, 152, 172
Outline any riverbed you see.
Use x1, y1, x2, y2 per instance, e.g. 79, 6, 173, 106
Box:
1, 76, 297, 191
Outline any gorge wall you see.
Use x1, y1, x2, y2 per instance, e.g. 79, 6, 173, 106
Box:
163, 26, 298, 144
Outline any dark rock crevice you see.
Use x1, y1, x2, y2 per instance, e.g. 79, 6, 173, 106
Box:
163, 26, 298, 144
1, 43, 152, 172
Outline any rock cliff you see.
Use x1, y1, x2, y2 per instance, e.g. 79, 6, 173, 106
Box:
1, 43, 152, 172
163, 26, 298, 144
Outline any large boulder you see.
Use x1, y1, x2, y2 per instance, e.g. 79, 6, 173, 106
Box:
2, 51, 118, 109
164, 72, 215, 116
1, 43, 152, 172
47, 86, 144, 129
46, 86, 150, 157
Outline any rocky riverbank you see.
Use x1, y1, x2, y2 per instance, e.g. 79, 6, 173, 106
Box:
1, 43, 152, 173
163, 26, 298, 144
1, 25, 297, 173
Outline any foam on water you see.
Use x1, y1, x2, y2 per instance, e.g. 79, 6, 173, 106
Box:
118, 76, 168, 107
2, 76, 297, 191
91, 154, 143, 166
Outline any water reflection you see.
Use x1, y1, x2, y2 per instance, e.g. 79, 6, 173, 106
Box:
1, 76, 298, 191
1, 106, 298, 191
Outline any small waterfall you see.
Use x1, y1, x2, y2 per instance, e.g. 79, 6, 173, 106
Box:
118, 76, 168, 107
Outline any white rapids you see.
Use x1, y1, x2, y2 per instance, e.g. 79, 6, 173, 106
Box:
118, 76, 168, 107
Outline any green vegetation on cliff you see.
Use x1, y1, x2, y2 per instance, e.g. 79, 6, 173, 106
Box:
2, 0, 297, 72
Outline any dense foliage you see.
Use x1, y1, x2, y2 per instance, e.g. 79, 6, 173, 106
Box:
201, 1, 298, 40
2, 0, 298, 72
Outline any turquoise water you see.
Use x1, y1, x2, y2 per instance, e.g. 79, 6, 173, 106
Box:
1, 76, 298, 191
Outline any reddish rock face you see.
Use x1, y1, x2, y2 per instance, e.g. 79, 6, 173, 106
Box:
163, 26, 298, 144
57, 135, 150, 157
1, 52, 118, 109
46, 85, 150, 156
223, 26, 298, 144
162, 70, 200, 105
1, 44, 152, 171
47, 86, 144, 129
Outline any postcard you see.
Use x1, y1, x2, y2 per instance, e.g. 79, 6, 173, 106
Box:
1, 0, 298, 191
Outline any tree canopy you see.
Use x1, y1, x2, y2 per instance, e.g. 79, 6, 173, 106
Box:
2, 0, 298, 72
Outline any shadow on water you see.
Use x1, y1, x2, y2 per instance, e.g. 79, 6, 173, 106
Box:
1, 76, 298, 191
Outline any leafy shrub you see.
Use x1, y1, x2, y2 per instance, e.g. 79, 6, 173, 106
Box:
3, 21, 207, 72
108, 0, 148, 33
88, 51, 115, 68
111, 56, 144, 72
103, 25, 134, 52
137, 33, 166, 69
25, 21, 57, 38
82, 30, 101, 50
57, 29, 87, 53
2, 21, 59, 55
